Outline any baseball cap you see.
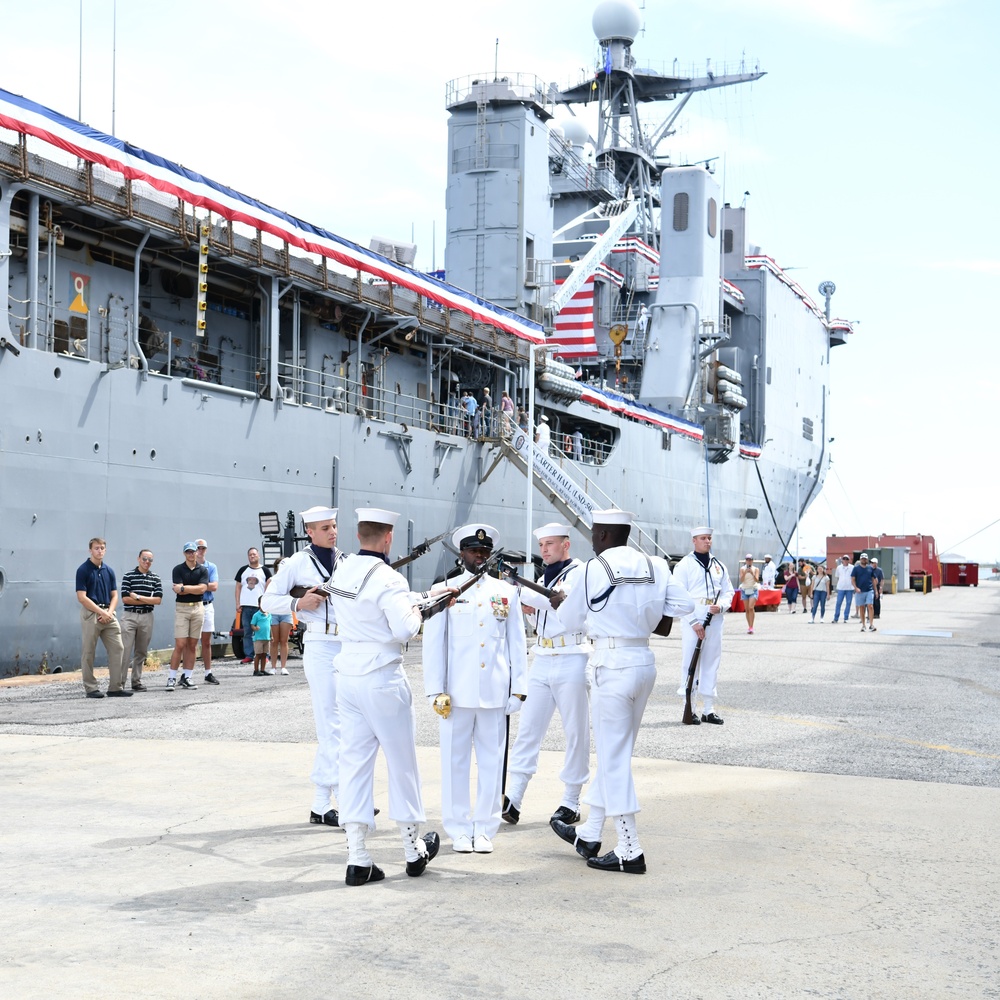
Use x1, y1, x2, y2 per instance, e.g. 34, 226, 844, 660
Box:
183, 541, 197, 552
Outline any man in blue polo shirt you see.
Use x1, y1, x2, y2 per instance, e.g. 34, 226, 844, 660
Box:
852, 553, 877, 633
75, 537, 127, 698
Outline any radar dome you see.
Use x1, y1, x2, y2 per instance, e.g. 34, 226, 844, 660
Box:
561, 118, 590, 146
549, 123, 565, 141
592, 0, 641, 43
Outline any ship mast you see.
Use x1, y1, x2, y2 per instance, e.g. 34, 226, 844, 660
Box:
557, 0, 765, 250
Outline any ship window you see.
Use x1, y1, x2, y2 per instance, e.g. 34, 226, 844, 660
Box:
802, 416, 814, 441
672, 193, 689, 232
724, 229, 733, 254
707, 198, 717, 238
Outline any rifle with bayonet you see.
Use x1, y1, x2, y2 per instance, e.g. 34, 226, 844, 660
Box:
497, 556, 565, 608
418, 549, 507, 619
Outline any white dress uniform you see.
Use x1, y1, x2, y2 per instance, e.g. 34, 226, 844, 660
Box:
327, 553, 424, 829
508, 556, 591, 816
556, 545, 694, 830
423, 567, 528, 843
261, 542, 345, 814
672, 550, 735, 715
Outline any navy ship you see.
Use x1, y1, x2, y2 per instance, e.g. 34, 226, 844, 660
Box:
0, 0, 852, 675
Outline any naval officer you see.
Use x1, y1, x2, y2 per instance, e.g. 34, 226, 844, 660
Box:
326, 508, 441, 885
423, 524, 528, 855
672, 526, 735, 724
261, 506, 345, 826
503, 522, 591, 827
548, 509, 694, 873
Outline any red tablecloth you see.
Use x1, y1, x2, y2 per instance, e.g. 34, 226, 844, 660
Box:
730, 588, 784, 613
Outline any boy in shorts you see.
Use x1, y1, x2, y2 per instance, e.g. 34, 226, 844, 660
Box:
250, 599, 274, 676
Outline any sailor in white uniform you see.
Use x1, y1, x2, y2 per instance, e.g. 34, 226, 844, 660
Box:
672, 526, 735, 725
326, 508, 441, 885
261, 506, 345, 826
503, 522, 591, 827
549, 509, 694, 873
423, 524, 528, 855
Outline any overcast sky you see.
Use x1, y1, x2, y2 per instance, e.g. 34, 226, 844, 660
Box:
5, 0, 998, 564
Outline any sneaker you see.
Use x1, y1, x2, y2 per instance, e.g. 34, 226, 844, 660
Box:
178, 675, 198, 689
165, 677, 176, 691
131, 681, 147, 691
263, 666, 276, 676
279, 667, 289, 676
241, 657, 254, 664
861, 625, 866, 632
868, 625, 877, 632
204, 672, 220, 685
252, 670, 263, 676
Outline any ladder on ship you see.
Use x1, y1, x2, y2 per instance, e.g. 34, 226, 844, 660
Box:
482, 436, 669, 558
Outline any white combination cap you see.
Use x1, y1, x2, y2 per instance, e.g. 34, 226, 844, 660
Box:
356, 507, 400, 527
300, 506, 338, 523
534, 522, 572, 541
691, 525, 714, 537
591, 509, 635, 526
453, 524, 498, 550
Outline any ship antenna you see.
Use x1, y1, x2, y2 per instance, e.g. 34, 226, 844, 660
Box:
494, 37, 499, 82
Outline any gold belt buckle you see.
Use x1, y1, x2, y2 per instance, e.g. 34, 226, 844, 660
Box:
539, 637, 554, 648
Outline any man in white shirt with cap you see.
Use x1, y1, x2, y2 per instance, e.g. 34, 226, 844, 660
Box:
502, 522, 590, 827
535, 414, 551, 454
261, 506, 346, 827
673, 526, 735, 725
326, 507, 442, 885
423, 524, 528, 855
548, 509, 694, 873
761, 554, 777, 590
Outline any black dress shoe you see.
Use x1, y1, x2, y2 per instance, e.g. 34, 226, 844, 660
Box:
501, 795, 520, 825
345, 863, 385, 886
701, 713, 724, 725
406, 832, 441, 877
131, 682, 147, 692
106, 690, 133, 697
683, 713, 701, 725
310, 809, 340, 827
550, 818, 601, 860
85, 690, 105, 698
586, 850, 647, 874
550, 805, 581, 825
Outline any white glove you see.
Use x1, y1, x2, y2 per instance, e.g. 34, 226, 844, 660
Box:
506, 695, 523, 715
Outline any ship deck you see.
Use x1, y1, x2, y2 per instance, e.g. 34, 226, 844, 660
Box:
2, 584, 998, 997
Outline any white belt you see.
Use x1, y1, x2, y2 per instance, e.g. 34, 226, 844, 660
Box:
590, 637, 649, 650
537, 633, 587, 649
338, 640, 403, 655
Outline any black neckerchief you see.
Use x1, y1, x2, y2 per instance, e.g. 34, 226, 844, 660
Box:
358, 548, 390, 565
310, 544, 334, 575
542, 558, 572, 587
694, 551, 711, 569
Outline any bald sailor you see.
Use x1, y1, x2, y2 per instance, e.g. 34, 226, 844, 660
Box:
261, 506, 345, 826
672, 526, 735, 725
326, 508, 441, 885
548, 509, 694, 873
503, 522, 591, 827
423, 524, 528, 855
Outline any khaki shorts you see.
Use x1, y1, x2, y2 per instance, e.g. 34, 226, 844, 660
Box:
174, 602, 205, 639
253, 639, 270, 654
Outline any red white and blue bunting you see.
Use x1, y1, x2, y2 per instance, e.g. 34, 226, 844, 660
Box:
0, 87, 545, 344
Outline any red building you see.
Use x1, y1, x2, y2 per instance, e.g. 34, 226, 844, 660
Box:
825, 534, 941, 589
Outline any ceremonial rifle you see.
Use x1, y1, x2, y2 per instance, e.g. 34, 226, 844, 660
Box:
497, 557, 565, 607
390, 528, 451, 570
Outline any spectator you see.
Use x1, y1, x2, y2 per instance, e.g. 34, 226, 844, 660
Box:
267, 557, 293, 675
167, 542, 209, 691
810, 564, 830, 622
783, 563, 799, 612
195, 539, 221, 686
479, 388, 492, 438
761, 554, 777, 589
462, 390, 478, 438
798, 560, 814, 613
517, 406, 529, 432
234, 548, 272, 664
120, 549, 163, 691
572, 427, 583, 462
852, 553, 877, 632
832, 554, 855, 623
500, 390, 515, 434
738, 554, 759, 634
75, 537, 125, 698
872, 558, 884, 620
250, 599, 273, 676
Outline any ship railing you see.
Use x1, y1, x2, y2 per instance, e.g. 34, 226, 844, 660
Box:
446, 73, 555, 115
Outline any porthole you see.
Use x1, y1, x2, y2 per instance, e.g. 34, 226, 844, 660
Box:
0, 567, 6, 597
150, 450, 156, 460
93, 443, 100, 453
54, 367, 62, 379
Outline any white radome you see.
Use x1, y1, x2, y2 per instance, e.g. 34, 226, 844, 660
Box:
561, 118, 590, 147
592, 0, 641, 44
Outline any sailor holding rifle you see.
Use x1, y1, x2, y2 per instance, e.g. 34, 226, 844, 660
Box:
672, 526, 735, 725
502, 522, 591, 828
547, 509, 694, 874
423, 524, 528, 855
326, 508, 449, 885
261, 506, 346, 828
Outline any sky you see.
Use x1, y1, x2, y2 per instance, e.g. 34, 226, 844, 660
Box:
4, 0, 999, 565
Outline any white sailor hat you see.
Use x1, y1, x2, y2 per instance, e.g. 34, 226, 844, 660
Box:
591, 509, 634, 526
300, 506, 338, 524
533, 522, 572, 541
453, 523, 498, 550
764, 554, 773, 560
539, 414, 549, 422
356, 507, 400, 527
691, 525, 714, 537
